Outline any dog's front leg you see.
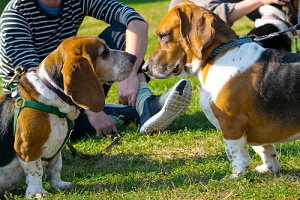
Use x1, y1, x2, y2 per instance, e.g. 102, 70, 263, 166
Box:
252, 145, 280, 173
17, 157, 47, 198
45, 151, 72, 190
224, 134, 249, 179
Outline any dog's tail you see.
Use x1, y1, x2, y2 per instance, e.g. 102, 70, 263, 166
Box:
0, 94, 16, 166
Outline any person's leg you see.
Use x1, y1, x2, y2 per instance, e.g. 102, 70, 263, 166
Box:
99, 24, 192, 134
137, 79, 192, 134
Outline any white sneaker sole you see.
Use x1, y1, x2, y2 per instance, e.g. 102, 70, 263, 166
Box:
139, 79, 192, 134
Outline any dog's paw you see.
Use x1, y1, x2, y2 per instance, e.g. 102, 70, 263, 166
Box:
25, 186, 47, 199
221, 173, 244, 182
255, 164, 269, 173
255, 164, 280, 173
51, 180, 72, 190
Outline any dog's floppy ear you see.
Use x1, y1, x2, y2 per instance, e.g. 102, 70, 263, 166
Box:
177, 4, 215, 60
62, 55, 105, 112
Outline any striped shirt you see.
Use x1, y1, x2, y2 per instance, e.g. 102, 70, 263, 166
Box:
0, 0, 145, 93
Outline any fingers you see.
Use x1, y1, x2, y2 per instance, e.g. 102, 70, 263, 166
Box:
96, 119, 118, 136
263, 0, 290, 5
118, 97, 132, 106
96, 125, 118, 137
100, 129, 109, 136
118, 94, 136, 107
117, 74, 139, 107
85, 110, 118, 137
274, 0, 289, 5
118, 95, 126, 105
128, 95, 136, 108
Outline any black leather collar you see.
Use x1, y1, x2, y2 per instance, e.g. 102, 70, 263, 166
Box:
37, 70, 80, 108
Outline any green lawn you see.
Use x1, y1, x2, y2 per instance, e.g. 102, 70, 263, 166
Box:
2, 1, 300, 199
0, 0, 9, 13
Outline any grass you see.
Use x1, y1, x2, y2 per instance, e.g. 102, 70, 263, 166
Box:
0, 0, 9, 13
2, 0, 300, 199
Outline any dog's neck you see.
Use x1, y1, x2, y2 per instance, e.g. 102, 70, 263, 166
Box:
207, 36, 253, 61
36, 70, 79, 108
202, 15, 239, 65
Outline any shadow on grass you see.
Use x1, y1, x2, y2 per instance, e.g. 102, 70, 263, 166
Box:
167, 111, 215, 132
4, 152, 222, 198
62, 137, 300, 195
6, 111, 300, 197
63, 152, 228, 194
6, 146, 300, 197
63, 150, 300, 195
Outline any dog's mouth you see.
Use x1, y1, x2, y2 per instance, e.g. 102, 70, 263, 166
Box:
106, 81, 114, 85
100, 78, 115, 85
155, 64, 181, 78
173, 64, 180, 74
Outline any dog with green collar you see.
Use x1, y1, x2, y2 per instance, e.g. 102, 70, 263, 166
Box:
0, 36, 135, 198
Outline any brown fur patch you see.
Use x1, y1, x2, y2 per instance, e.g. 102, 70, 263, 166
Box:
14, 107, 50, 162
14, 77, 51, 162
214, 63, 300, 144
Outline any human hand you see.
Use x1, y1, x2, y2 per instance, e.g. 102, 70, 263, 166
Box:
261, 0, 290, 5
85, 110, 118, 136
118, 73, 139, 108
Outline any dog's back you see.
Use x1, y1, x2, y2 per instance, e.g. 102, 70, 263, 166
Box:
0, 94, 16, 166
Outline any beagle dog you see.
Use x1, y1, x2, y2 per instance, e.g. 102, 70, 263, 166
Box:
0, 36, 136, 197
247, 3, 298, 52
143, 1, 300, 179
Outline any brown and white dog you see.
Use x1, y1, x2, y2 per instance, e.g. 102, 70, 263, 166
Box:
143, 1, 300, 179
247, 3, 298, 52
0, 36, 136, 197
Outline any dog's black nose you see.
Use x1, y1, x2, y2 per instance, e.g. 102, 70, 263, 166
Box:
142, 64, 148, 72
130, 55, 137, 64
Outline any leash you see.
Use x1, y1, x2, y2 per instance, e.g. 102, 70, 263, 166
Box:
253, 23, 300, 53
253, 24, 300, 42
8, 68, 120, 161
66, 132, 121, 159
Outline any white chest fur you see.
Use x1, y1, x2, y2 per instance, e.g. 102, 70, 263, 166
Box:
198, 43, 265, 130
25, 71, 79, 158
41, 115, 69, 159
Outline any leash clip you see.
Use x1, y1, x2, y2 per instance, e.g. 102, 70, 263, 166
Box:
4, 66, 27, 90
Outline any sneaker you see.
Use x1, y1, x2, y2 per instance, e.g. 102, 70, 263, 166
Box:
139, 79, 192, 134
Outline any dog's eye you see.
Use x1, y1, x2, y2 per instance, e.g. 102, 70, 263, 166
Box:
159, 34, 167, 41
101, 48, 109, 59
